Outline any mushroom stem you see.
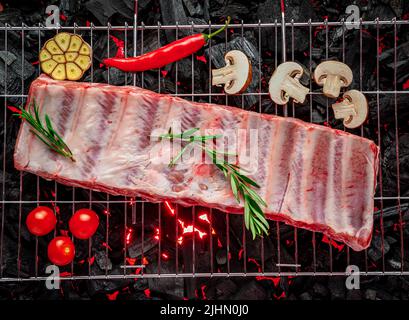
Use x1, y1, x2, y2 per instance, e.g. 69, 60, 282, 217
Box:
282, 76, 310, 104
212, 66, 235, 86
332, 99, 356, 120
314, 61, 353, 99
331, 90, 368, 129
323, 74, 342, 99
268, 62, 310, 105
211, 50, 252, 94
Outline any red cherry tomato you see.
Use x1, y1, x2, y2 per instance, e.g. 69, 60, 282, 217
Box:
26, 206, 57, 236
47, 236, 75, 266
69, 209, 99, 240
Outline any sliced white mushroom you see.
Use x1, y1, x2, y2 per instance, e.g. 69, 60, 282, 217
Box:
331, 90, 368, 129
268, 62, 309, 105
314, 61, 353, 98
211, 50, 252, 94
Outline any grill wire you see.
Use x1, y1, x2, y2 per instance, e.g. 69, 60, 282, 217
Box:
0, 18, 408, 282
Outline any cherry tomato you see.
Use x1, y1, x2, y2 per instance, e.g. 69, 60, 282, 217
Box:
69, 209, 99, 240
48, 236, 75, 266
26, 206, 57, 236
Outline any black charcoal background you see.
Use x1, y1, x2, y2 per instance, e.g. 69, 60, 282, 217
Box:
0, 0, 409, 300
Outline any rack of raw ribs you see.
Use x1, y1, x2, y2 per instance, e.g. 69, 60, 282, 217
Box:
13, 28, 379, 255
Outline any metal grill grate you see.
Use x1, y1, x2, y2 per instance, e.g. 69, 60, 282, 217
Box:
0, 18, 408, 282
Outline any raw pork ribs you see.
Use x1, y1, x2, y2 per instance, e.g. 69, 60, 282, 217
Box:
14, 75, 379, 251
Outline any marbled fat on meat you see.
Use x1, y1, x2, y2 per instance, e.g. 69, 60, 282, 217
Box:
14, 75, 379, 251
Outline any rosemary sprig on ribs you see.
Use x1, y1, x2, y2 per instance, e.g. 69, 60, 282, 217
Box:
10, 100, 75, 162
156, 127, 269, 239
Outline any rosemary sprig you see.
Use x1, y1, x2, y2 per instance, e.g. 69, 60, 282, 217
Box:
156, 128, 269, 239
11, 100, 75, 162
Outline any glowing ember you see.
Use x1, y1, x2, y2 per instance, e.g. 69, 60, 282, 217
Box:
394, 222, 405, 231
125, 228, 133, 245
157, 203, 215, 244
273, 291, 286, 300
101, 242, 112, 251
314, 24, 326, 37
59, 13, 67, 21
403, 78, 409, 90
247, 258, 261, 273
198, 212, 216, 234
106, 291, 119, 301
142, 257, 149, 265
164, 201, 175, 215
129, 197, 135, 206
238, 248, 244, 260
178, 219, 207, 239
154, 227, 160, 240
161, 252, 169, 260
144, 289, 151, 298
46, 190, 60, 216
196, 55, 207, 63
60, 272, 72, 277
217, 238, 223, 248
256, 276, 280, 287
201, 285, 207, 299
198, 213, 210, 224
126, 257, 136, 265
378, 37, 387, 54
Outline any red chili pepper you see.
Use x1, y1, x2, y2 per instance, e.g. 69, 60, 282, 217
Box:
103, 17, 231, 73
